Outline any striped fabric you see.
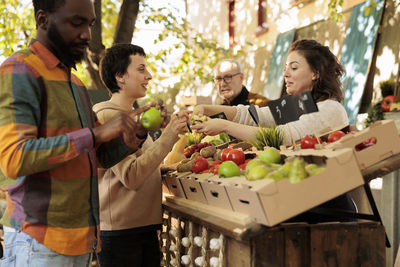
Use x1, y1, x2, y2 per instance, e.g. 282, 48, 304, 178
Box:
0, 40, 131, 255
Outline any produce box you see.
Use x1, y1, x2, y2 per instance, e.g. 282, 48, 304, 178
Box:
325, 120, 400, 169
199, 175, 239, 211
194, 148, 364, 226
178, 173, 214, 204
163, 171, 188, 198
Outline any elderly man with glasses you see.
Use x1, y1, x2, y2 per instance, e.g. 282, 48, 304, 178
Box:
214, 59, 270, 107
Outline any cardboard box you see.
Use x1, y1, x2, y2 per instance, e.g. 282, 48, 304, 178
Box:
199, 175, 236, 211
178, 173, 214, 204
325, 120, 400, 169
197, 148, 364, 226
163, 171, 188, 198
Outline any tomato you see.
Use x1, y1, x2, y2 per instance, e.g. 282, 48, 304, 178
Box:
327, 130, 346, 143
209, 164, 221, 175
210, 160, 222, 166
381, 95, 396, 112
300, 135, 321, 149
355, 137, 377, 151
192, 156, 209, 173
238, 163, 247, 171
221, 148, 232, 161
226, 149, 245, 165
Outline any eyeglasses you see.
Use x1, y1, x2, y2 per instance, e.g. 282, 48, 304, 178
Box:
213, 73, 241, 84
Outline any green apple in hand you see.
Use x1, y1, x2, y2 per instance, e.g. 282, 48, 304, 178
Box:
140, 107, 164, 130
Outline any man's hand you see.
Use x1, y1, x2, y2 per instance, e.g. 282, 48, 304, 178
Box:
92, 106, 149, 148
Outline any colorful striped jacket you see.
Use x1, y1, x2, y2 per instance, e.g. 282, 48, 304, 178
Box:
0, 40, 133, 255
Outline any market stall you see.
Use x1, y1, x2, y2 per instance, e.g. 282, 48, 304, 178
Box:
159, 117, 400, 267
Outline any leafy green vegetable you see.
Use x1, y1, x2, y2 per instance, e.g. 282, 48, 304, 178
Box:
248, 126, 284, 150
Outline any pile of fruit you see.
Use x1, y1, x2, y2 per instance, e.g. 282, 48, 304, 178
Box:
176, 145, 250, 176
299, 130, 376, 151
245, 147, 326, 183
183, 142, 213, 158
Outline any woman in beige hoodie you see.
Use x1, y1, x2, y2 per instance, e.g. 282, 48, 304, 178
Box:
93, 44, 188, 267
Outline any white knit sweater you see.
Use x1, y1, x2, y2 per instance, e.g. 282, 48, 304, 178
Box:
233, 99, 349, 145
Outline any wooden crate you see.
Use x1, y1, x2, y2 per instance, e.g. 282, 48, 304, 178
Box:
162, 198, 386, 267
252, 222, 385, 267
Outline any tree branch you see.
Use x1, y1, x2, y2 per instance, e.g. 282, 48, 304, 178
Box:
113, 0, 140, 44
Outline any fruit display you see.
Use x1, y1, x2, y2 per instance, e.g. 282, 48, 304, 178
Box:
183, 142, 213, 158
300, 135, 322, 149
244, 154, 326, 183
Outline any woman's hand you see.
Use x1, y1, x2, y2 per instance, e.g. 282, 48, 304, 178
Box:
192, 105, 205, 116
191, 119, 227, 136
164, 111, 190, 137
148, 100, 170, 128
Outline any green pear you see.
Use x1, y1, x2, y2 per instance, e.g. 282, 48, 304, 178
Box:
278, 162, 293, 177
269, 163, 283, 169
246, 165, 270, 181
265, 169, 285, 181
257, 147, 282, 164
288, 158, 308, 184
305, 163, 319, 173
245, 159, 267, 175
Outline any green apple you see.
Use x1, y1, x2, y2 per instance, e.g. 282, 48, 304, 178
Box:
257, 147, 282, 164
140, 107, 164, 130
218, 161, 241, 178
246, 165, 270, 181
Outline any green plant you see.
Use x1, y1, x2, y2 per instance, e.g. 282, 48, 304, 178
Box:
379, 80, 395, 97
364, 101, 384, 128
248, 126, 284, 150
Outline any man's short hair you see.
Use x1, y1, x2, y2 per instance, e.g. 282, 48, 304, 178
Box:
100, 44, 146, 94
216, 59, 242, 73
33, 0, 66, 15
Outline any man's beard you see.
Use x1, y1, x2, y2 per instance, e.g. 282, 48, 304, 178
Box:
47, 22, 87, 67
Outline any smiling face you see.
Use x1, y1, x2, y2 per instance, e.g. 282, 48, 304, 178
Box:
284, 51, 319, 95
215, 61, 244, 102
117, 54, 152, 100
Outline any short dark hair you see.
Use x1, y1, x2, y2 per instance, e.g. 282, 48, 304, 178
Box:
33, 0, 66, 15
100, 44, 146, 94
289, 39, 345, 102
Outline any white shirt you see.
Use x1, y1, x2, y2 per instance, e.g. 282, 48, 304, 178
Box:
233, 99, 349, 145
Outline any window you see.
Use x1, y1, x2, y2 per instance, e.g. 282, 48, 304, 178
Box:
255, 0, 268, 37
